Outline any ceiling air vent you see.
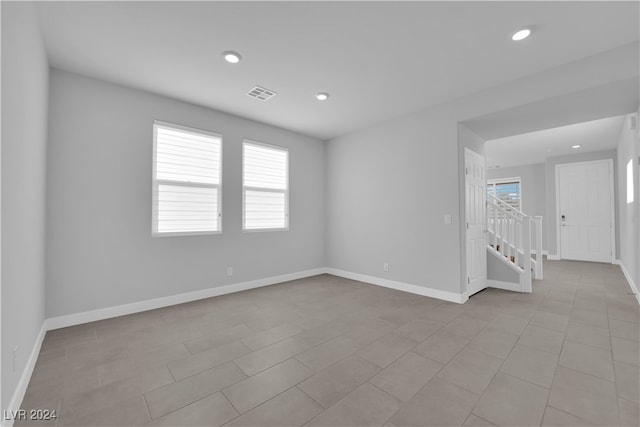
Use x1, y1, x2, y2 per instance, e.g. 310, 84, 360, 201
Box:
247, 86, 277, 101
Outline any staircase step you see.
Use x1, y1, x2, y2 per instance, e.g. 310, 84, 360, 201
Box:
497, 252, 516, 263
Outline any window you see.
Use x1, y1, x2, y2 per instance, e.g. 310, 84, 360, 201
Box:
487, 177, 521, 212
243, 140, 289, 231
152, 121, 222, 235
627, 159, 634, 204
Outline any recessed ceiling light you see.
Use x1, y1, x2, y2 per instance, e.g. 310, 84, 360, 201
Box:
315, 92, 329, 101
222, 51, 242, 64
511, 28, 531, 41
572, 144, 581, 149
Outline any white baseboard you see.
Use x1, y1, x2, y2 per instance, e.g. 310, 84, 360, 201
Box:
45, 268, 326, 330
530, 249, 548, 256
3, 324, 47, 427
487, 279, 522, 293
325, 268, 466, 304
618, 262, 640, 305
464, 282, 488, 300
547, 254, 561, 260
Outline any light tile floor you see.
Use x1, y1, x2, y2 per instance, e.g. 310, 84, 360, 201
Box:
17, 259, 639, 426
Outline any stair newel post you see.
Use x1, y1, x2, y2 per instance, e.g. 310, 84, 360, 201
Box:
508, 217, 513, 261
490, 203, 495, 248
504, 211, 508, 257
512, 218, 516, 261
496, 204, 501, 254
503, 216, 508, 258
491, 202, 499, 251
486, 199, 495, 248
535, 216, 543, 280
500, 209, 505, 256
515, 220, 521, 266
518, 217, 523, 255
508, 217, 516, 260
522, 217, 532, 293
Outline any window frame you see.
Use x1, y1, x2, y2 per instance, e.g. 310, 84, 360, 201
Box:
152, 120, 223, 237
242, 139, 289, 232
487, 176, 522, 212
627, 159, 634, 204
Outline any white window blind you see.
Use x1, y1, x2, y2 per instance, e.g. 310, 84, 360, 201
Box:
152, 121, 222, 235
243, 141, 289, 231
487, 178, 521, 212
627, 159, 634, 204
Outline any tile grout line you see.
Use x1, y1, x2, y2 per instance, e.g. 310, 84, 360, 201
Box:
241, 327, 304, 352
539, 290, 573, 426
219, 388, 243, 417
370, 349, 452, 427
166, 361, 177, 383
544, 404, 597, 426
373, 303, 521, 426
141, 394, 153, 423
462, 308, 537, 424
365, 380, 406, 426
607, 296, 624, 427
53, 398, 62, 427
295, 384, 326, 411
222, 377, 311, 417
153, 387, 230, 421
461, 412, 496, 427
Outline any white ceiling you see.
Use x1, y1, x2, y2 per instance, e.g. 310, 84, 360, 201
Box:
36, 1, 639, 140
485, 115, 628, 169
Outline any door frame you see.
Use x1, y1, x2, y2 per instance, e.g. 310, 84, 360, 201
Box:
555, 158, 616, 263
464, 147, 487, 296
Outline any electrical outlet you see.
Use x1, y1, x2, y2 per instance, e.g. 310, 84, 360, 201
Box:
13, 346, 19, 372
444, 214, 452, 225
227, 267, 233, 277
383, 262, 389, 272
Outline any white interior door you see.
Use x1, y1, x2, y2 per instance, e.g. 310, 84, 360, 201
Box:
558, 160, 613, 263
465, 148, 487, 295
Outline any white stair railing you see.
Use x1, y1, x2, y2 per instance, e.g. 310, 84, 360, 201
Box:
486, 194, 543, 291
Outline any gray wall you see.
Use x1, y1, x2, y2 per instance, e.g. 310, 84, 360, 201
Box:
616, 112, 639, 289
545, 150, 620, 257
487, 163, 547, 251
326, 106, 463, 293
46, 70, 325, 318
1, 2, 49, 411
